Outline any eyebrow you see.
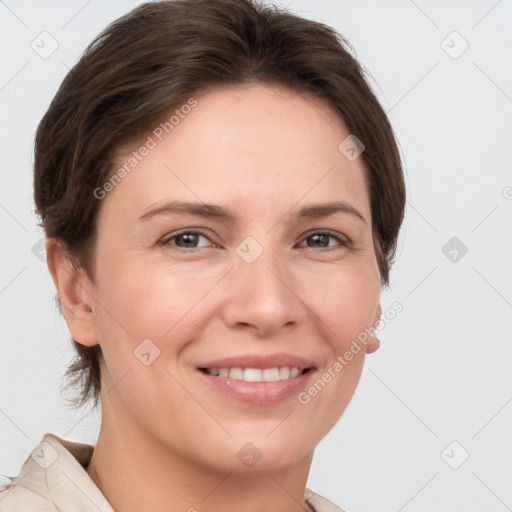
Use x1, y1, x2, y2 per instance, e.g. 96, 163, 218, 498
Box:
137, 200, 367, 224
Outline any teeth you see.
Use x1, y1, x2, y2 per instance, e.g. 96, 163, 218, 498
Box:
279, 366, 290, 380
229, 367, 243, 380
243, 368, 262, 381
262, 367, 280, 382
204, 366, 306, 382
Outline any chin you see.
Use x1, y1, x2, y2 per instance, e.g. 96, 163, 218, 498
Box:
199, 436, 315, 475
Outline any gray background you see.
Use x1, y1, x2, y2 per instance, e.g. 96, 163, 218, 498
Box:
0, 1, 511, 511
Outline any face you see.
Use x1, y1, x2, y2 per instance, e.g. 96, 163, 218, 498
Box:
73, 83, 381, 473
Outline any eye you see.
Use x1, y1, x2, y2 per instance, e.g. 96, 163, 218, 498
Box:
298, 230, 349, 249
160, 229, 350, 252
160, 230, 214, 251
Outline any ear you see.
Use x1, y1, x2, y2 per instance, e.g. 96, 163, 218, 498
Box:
45, 239, 99, 347
365, 302, 382, 354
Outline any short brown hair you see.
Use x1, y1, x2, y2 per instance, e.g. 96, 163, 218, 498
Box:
34, 0, 406, 410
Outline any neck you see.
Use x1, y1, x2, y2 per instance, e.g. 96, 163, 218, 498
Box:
85, 394, 314, 512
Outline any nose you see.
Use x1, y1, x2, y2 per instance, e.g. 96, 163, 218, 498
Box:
219, 243, 304, 337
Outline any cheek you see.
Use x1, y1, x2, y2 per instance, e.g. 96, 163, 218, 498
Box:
297, 268, 378, 432
303, 263, 380, 348
94, 259, 216, 356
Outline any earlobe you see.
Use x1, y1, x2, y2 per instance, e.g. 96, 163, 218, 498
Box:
366, 303, 382, 354
45, 239, 99, 347
365, 336, 380, 354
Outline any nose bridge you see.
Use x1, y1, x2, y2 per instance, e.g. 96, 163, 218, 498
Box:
236, 233, 289, 297
221, 233, 302, 334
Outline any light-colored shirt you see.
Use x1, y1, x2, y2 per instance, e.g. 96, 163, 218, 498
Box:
0, 433, 346, 512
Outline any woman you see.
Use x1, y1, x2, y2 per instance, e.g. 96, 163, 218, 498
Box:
0, 0, 405, 510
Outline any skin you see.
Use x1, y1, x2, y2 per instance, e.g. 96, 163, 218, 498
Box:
47, 82, 382, 512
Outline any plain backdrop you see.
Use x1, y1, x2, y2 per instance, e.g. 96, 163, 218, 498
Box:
0, 1, 511, 511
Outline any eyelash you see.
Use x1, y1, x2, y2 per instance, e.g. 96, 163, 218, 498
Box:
159, 229, 350, 252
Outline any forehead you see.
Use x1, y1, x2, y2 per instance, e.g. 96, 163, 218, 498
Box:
101, 82, 371, 224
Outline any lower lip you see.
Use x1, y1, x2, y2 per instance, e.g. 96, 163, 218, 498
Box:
197, 369, 315, 406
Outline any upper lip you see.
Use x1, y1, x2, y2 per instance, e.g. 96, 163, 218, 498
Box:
198, 352, 316, 371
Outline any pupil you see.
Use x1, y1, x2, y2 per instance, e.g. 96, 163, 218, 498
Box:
180, 234, 197, 247
309, 234, 328, 247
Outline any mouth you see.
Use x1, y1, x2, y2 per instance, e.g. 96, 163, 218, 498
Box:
196, 352, 317, 407
198, 366, 314, 382
195, 353, 317, 405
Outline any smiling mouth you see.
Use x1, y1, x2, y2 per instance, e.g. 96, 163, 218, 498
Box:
198, 366, 314, 382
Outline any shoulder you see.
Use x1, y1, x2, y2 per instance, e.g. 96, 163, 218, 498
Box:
305, 487, 348, 512
0, 479, 58, 511
0, 434, 61, 512
0, 432, 111, 512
